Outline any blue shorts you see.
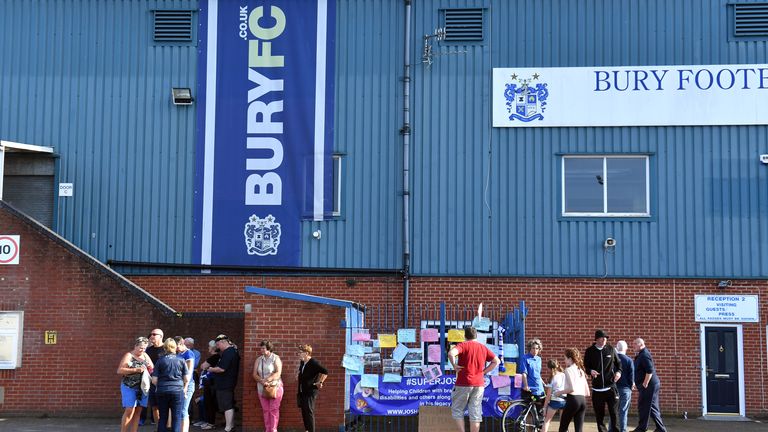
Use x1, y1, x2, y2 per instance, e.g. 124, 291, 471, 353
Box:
181, 382, 195, 418
548, 399, 566, 410
121, 383, 148, 408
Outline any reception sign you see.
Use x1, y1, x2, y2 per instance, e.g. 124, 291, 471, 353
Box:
195, 0, 335, 266
695, 295, 759, 323
493, 64, 768, 127
349, 375, 520, 417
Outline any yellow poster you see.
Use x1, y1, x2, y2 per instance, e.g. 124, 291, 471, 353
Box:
378, 334, 397, 348
499, 362, 517, 376
447, 329, 465, 343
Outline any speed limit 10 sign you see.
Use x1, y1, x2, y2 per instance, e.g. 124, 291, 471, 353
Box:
0, 235, 20, 265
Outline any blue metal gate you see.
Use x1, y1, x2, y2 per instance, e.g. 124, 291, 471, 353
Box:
343, 301, 528, 431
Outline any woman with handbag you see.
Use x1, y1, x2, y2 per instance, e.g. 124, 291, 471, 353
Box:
252, 340, 283, 432
117, 337, 154, 432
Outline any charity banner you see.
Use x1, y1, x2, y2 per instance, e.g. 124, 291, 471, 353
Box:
349, 375, 520, 417
195, 0, 336, 266
493, 64, 768, 127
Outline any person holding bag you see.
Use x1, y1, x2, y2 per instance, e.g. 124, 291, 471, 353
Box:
297, 344, 328, 432
252, 340, 283, 432
117, 337, 154, 432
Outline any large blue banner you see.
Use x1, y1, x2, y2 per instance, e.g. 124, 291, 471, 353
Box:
349, 375, 521, 418
194, 0, 335, 266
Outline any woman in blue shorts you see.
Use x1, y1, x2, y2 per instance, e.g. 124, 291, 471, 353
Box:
542, 359, 566, 432
117, 337, 154, 432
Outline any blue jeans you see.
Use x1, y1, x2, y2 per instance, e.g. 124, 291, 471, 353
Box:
617, 386, 632, 432
157, 389, 185, 432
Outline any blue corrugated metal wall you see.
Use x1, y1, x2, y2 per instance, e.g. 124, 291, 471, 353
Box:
0, 0, 198, 264
2, 0, 767, 278
406, 0, 768, 277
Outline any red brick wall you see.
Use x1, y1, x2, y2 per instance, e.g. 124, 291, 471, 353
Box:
242, 298, 346, 431
130, 274, 768, 430
0, 207, 243, 416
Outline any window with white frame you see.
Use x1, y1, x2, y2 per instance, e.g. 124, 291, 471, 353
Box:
0, 311, 23, 369
332, 154, 342, 217
562, 155, 650, 217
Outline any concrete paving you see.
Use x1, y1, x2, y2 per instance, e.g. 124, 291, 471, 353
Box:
0, 416, 766, 431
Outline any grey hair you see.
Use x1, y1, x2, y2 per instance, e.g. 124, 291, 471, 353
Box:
208, 340, 216, 348
616, 340, 628, 354
185, 337, 195, 347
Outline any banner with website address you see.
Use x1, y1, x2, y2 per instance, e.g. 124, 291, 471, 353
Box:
349, 375, 520, 418
194, 0, 335, 266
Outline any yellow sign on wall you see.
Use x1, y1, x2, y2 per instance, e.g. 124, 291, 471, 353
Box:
44, 331, 57, 345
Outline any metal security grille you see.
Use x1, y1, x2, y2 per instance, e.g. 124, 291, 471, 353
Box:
443, 8, 484, 42
153, 10, 193, 42
733, 3, 768, 37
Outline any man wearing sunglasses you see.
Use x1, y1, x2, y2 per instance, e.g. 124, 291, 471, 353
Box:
140, 329, 165, 426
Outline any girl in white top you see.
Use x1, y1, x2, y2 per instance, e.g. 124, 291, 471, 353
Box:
553, 348, 590, 432
541, 359, 565, 432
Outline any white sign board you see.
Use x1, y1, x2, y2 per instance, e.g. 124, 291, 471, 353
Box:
695, 295, 760, 323
59, 183, 73, 197
493, 64, 768, 127
0, 312, 22, 369
0, 235, 20, 265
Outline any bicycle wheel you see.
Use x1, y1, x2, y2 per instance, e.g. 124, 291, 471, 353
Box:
501, 400, 527, 432
516, 404, 540, 432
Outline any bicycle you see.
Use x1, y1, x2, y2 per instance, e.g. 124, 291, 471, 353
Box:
501, 395, 543, 432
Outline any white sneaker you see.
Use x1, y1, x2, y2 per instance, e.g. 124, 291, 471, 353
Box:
200, 424, 214, 430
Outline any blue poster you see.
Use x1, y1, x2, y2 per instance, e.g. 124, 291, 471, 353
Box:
194, 0, 335, 266
349, 375, 520, 418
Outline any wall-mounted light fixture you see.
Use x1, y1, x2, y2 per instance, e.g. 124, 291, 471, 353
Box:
171, 87, 193, 105
717, 280, 732, 289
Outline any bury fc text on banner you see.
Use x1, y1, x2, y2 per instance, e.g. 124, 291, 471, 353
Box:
195, 0, 335, 266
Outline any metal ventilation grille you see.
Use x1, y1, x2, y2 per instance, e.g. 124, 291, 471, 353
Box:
154, 10, 193, 42
733, 3, 768, 37
444, 8, 484, 42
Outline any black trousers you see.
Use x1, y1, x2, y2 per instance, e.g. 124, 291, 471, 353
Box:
203, 385, 218, 424
299, 391, 318, 432
592, 388, 619, 432
559, 394, 586, 432
636, 384, 666, 432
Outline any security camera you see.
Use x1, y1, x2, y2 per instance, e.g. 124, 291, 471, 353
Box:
312, 230, 322, 240
604, 238, 616, 248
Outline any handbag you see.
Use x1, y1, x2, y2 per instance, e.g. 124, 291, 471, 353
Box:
263, 382, 278, 399
260, 357, 279, 399
140, 369, 151, 396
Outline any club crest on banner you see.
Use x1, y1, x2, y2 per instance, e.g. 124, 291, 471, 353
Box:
244, 214, 282, 256
504, 73, 549, 122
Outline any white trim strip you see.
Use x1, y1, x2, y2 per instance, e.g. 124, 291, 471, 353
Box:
313, 0, 328, 221
201, 0, 219, 265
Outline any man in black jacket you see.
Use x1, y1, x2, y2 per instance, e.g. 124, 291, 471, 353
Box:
584, 329, 622, 432
297, 344, 329, 432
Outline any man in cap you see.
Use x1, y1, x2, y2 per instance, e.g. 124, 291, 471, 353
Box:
584, 329, 622, 432
208, 334, 240, 432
